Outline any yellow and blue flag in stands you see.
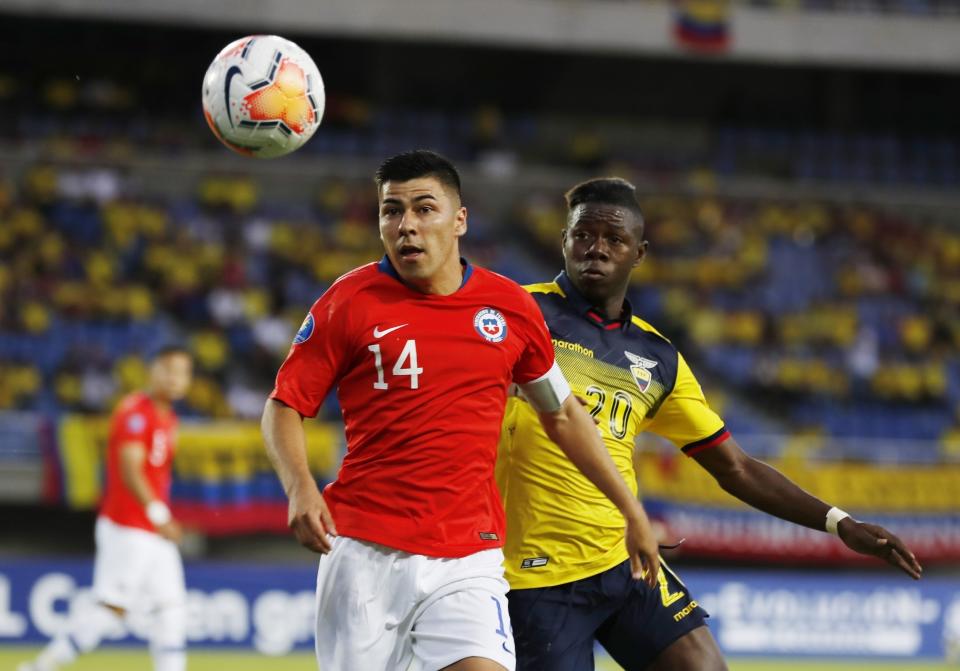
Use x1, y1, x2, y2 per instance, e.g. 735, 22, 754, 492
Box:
674, 0, 731, 52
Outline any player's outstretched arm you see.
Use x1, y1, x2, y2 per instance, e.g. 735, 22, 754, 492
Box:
537, 394, 660, 587
118, 442, 182, 543
693, 437, 922, 579
261, 398, 337, 553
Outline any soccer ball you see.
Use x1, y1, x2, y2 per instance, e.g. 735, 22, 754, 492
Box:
202, 35, 324, 158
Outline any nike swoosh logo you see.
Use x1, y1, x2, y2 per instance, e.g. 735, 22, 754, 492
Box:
373, 324, 408, 338
223, 65, 242, 128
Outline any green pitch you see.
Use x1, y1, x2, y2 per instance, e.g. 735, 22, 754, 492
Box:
1, 647, 954, 670
3, 648, 313, 670
721, 661, 955, 671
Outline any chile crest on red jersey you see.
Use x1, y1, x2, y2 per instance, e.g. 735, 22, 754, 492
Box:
474, 308, 508, 343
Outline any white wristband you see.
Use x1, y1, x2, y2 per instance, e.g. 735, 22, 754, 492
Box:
146, 500, 172, 527
825, 506, 850, 536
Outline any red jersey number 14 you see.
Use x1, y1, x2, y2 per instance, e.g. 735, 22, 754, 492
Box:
367, 340, 423, 390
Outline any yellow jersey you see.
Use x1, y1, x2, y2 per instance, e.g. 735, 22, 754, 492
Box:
497, 273, 728, 589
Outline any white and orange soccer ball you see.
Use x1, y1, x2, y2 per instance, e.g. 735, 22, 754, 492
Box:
202, 35, 324, 158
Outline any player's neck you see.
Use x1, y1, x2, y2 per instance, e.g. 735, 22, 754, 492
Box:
408, 257, 464, 296
146, 391, 174, 413
592, 292, 627, 321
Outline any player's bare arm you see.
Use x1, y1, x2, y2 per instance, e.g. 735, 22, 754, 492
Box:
118, 442, 181, 544
536, 393, 660, 587
693, 437, 923, 579
261, 398, 337, 554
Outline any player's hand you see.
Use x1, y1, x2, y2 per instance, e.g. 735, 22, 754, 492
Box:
837, 518, 922, 580
288, 482, 337, 554
624, 504, 660, 588
156, 519, 183, 544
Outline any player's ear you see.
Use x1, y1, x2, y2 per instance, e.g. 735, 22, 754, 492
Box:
633, 240, 648, 268
454, 206, 467, 237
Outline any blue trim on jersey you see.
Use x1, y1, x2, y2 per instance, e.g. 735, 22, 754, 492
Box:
377, 254, 401, 280
377, 255, 474, 290
555, 271, 633, 331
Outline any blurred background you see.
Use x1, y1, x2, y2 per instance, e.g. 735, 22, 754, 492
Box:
0, 0, 959, 669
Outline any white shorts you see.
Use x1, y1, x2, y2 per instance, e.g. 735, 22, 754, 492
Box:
315, 536, 516, 671
92, 516, 185, 612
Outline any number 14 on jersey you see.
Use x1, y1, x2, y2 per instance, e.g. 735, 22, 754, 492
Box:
368, 341, 423, 389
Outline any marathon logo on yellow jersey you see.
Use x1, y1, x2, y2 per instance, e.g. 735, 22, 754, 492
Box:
552, 339, 594, 358
673, 600, 699, 622
625, 351, 658, 393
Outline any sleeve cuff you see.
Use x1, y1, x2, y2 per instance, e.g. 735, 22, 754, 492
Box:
269, 388, 318, 419
681, 427, 730, 457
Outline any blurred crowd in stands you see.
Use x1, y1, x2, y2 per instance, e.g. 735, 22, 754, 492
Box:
0, 165, 376, 420
2, 156, 959, 462
1, 67, 958, 190
1, 55, 959, 464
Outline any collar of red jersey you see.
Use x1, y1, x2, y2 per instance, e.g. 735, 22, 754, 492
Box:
377, 255, 474, 291
555, 271, 634, 331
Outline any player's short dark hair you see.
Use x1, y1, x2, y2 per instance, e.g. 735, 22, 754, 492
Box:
375, 150, 462, 199
564, 177, 644, 226
149, 344, 192, 362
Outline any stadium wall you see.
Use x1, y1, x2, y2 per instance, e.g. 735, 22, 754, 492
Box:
1, 558, 957, 660
1, 0, 959, 70
5, 412, 959, 562
638, 452, 960, 564
53, 415, 342, 535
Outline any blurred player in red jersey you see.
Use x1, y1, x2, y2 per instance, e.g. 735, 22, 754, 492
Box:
20, 346, 193, 671
262, 150, 660, 671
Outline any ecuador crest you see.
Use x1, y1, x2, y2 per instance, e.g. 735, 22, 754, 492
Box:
625, 351, 658, 393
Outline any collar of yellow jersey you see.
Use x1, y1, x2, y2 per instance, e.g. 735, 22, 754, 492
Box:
554, 271, 634, 332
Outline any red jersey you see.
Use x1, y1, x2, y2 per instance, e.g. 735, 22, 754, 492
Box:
100, 391, 178, 532
271, 258, 556, 557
